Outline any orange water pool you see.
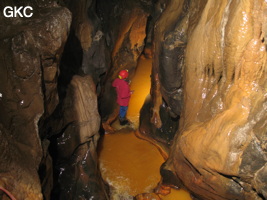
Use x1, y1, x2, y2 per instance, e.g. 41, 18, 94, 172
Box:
98, 55, 192, 199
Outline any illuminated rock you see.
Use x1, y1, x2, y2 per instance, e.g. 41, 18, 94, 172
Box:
99, 2, 148, 128
56, 75, 108, 200
144, 0, 267, 199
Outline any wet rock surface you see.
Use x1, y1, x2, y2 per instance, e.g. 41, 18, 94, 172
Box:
0, 3, 71, 199
63, 0, 109, 85
98, 0, 149, 127
0, 0, 149, 198
54, 75, 108, 200
2, 0, 267, 199
140, 0, 267, 199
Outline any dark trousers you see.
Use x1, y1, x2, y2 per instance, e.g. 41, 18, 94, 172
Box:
119, 106, 128, 119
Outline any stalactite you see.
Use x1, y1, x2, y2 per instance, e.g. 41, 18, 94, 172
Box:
150, 73, 162, 128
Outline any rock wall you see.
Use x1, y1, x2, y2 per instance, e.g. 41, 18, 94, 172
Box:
97, 0, 149, 130
3, 0, 267, 199
0, 3, 71, 199
63, 0, 109, 85
55, 75, 108, 200
139, 0, 187, 153
0, 0, 109, 199
40, 0, 110, 198
140, 0, 267, 199
172, 1, 267, 199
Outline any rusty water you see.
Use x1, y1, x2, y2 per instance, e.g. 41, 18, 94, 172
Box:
98, 55, 192, 199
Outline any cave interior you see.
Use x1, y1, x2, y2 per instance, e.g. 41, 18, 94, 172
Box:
0, 0, 267, 200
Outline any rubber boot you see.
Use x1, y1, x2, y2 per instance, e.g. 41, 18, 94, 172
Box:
119, 117, 130, 126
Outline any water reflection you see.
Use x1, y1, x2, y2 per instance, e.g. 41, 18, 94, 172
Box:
98, 130, 164, 197
98, 55, 192, 200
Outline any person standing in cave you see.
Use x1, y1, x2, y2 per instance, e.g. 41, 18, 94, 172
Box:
112, 69, 133, 126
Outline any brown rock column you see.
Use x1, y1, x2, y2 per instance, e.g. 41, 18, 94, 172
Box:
139, 0, 187, 150
56, 75, 108, 200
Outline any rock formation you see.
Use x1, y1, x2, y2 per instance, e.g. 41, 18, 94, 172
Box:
41, 0, 110, 199
1, 0, 267, 199
0, 0, 109, 199
98, 0, 149, 131
140, 0, 267, 199
0, 2, 71, 199
55, 75, 108, 200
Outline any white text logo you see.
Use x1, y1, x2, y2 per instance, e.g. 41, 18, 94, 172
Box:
3, 6, 33, 18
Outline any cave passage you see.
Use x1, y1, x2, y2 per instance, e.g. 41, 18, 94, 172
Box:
98, 55, 192, 200
2, 1, 267, 200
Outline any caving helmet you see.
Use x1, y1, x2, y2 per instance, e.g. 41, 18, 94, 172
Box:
118, 69, 129, 79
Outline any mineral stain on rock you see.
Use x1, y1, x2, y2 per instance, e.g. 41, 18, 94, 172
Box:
1, 0, 267, 200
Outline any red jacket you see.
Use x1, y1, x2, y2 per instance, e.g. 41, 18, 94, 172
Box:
112, 78, 131, 106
